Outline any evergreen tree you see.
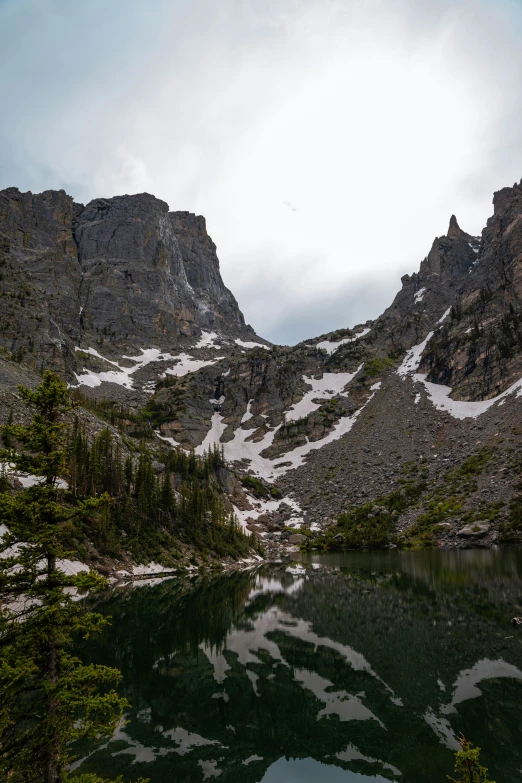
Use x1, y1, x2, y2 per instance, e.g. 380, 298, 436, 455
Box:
160, 466, 175, 513
2, 407, 13, 447
448, 735, 495, 783
0, 372, 128, 783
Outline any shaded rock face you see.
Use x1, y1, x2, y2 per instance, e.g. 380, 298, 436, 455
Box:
368, 214, 478, 357
75, 194, 198, 351
0, 188, 258, 373
420, 180, 522, 399
170, 211, 248, 333
299, 215, 480, 385
0, 187, 82, 374
3, 179, 522, 550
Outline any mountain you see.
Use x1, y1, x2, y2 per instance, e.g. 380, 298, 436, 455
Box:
0, 187, 265, 379
1, 180, 522, 559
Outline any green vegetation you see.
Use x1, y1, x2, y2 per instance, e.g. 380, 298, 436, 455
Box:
362, 356, 394, 378
318, 398, 341, 429
312, 477, 427, 550
315, 444, 502, 552
72, 777, 147, 783
502, 479, 522, 537
241, 474, 282, 500
138, 385, 186, 427
279, 415, 309, 440
403, 448, 496, 544
498, 304, 522, 359
406, 495, 462, 545
0, 372, 132, 783
4, 374, 258, 569
456, 451, 492, 477
448, 735, 495, 783
69, 377, 187, 439
450, 301, 462, 321
68, 422, 259, 563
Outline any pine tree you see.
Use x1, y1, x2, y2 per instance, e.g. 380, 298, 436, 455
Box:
448, 735, 495, 783
0, 372, 128, 783
160, 466, 175, 513
2, 407, 13, 447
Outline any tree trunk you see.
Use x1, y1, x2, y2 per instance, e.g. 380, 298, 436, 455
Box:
46, 553, 61, 783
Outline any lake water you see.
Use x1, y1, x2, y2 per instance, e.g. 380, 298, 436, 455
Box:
73, 549, 522, 783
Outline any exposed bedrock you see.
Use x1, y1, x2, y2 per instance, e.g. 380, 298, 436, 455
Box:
0, 187, 261, 375
2, 179, 522, 549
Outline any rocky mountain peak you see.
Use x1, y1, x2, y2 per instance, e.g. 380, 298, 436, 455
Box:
419, 218, 476, 284
447, 213, 462, 238
169, 210, 249, 334
2, 178, 522, 555
0, 186, 79, 257
371, 214, 478, 360
491, 178, 522, 222
422, 177, 522, 400
0, 186, 261, 376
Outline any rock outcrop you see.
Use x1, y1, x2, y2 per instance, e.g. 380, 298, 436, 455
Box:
422, 180, 522, 399
2, 179, 522, 552
170, 210, 248, 333
0, 187, 261, 377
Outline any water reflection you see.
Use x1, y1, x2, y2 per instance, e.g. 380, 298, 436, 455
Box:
74, 549, 522, 783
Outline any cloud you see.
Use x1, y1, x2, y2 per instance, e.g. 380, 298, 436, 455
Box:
1, 0, 522, 343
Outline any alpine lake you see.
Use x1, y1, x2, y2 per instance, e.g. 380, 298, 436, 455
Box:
73, 549, 522, 783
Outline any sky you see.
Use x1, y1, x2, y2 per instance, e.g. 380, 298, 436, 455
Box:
1, 0, 522, 344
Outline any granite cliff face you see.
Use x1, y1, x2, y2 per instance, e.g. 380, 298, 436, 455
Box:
0, 187, 82, 374
169, 210, 247, 332
0, 187, 261, 377
2, 180, 522, 553
422, 180, 522, 399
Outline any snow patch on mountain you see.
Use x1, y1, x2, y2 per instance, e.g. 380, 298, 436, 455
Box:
414, 373, 522, 420
241, 399, 255, 423
165, 354, 223, 377
397, 333, 434, 377
285, 368, 362, 422
194, 330, 221, 349
74, 346, 221, 388
397, 308, 451, 378
233, 494, 303, 532
195, 413, 228, 456
397, 309, 522, 419
235, 338, 269, 350
315, 328, 371, 355
74, 347, 176, 389
194, 377, 379, 482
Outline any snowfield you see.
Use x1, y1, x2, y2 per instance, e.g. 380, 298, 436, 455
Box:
235, 338, 269, 350
285, 368, 362, 422
232, 495, 303, 532
397, 308, 451, 378
193, 375, 380, 482
164, 353, 222, 377
194, 331, 221, 349
74, 346, 221, 388
398, 309, 522, 419
414, 373, 522, 420
315, 328, 371, 355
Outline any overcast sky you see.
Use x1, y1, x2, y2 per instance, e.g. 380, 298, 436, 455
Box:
1, 0, 522, 344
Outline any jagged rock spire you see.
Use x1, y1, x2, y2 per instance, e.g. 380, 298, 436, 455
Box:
447, 214, 461, 239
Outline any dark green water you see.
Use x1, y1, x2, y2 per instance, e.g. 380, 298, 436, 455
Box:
73, 549, 522, 783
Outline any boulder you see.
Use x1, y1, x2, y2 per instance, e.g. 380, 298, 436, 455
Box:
457, 523, 490, 538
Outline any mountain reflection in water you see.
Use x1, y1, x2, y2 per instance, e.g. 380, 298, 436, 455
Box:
73, 549, 522, 783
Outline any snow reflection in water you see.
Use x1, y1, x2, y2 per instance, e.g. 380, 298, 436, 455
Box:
73, 549, 522, 783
